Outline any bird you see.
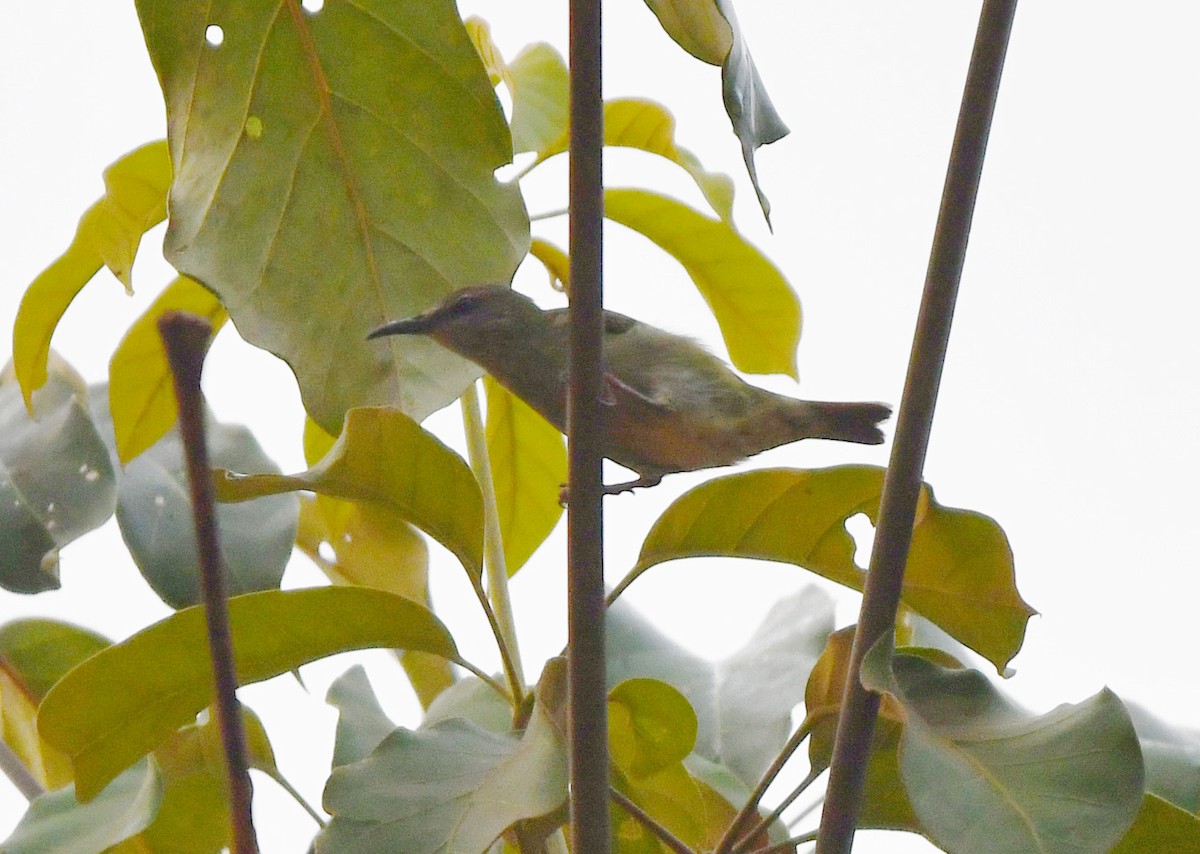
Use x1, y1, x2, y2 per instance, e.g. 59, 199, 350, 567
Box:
370, 286, 890, 495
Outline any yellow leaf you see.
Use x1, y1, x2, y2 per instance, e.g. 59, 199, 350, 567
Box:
604, 188, 799, 377
643, 0, 733, 65
13, 141, 171, 409
109, 277, 228, 464
463, 16, 511, 89
528, 238, 570, 293
484, 377, 565, 574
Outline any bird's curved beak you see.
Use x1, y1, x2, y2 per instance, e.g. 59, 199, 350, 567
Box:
367, 314, 436, 340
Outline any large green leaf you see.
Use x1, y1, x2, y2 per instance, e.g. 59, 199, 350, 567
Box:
12, 141, 171, 409
38, 586, 462, 800
319, 712, 567, 853
604, 188, 799, 377
87, 384, 297, 609
861, 637, 1145, 854
108, 277, 228, 465
134, 0, 529, 434
1109, 794, 1200, 854
0, 359, 117, 594
630, 466, 1035, 673
217, 406, 484, 583
0, 758, 163, 854
640, 0, 788, 223
484, 377, 565, 575
607, 587, 832, 785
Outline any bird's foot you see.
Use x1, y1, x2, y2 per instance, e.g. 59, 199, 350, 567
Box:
558, 473, 664, 505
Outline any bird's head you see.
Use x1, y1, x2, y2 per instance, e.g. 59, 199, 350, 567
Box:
368, 285, 547, 363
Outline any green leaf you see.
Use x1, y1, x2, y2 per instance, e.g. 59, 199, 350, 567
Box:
603, 188, 799, 378
217, 406, 484, 584
1109, 794, 1200, 854
632, 466, 1035, 673
0, 358, 117, 594
508, 43, 571, 155
319, 712, 567, 853
421, 676, 515, 735
38, 586, 462, 800
861, 636, 1145, 854
607, 587, 832, 785
484, 377, 565, 574
326, 665, 397, 769
109, 277, 228, 464
106, 403, 297, 610
1126, 701, 1200, 812
12, 141, 170, 409
641, 0, 733, 65
134, 0, 530, 434
0, 758, 163, 854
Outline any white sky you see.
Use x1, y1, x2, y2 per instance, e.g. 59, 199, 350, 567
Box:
3, 2, 1198, 852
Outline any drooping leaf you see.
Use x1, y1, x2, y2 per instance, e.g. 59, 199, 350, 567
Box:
38, 586, 462, 800
607, 587, 833, 785
861, 636, 1145, 854
0, 359, 117, 594
1125, 701, 1200, 812
631, 466, 1035, 672
528, 238, 570, 292
484, 377, 565, 574
326, 665, 398, 769
134, 0, 529, 435
640, 0, 787, 223
13, 141, 171, 408
216, 406, 484, 584
108, 276, 228, 464
604, 188, 800, 377
1109, 794, 1200, 854
0, 758, 163, 854
319, 712, 567, 854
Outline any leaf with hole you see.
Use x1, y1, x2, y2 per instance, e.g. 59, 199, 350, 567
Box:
134, 0, 529, 434
38, 586, 462, 800
632, 466, 1034, 672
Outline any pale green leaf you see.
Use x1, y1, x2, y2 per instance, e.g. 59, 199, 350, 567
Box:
319, 712, 567, 854
604, 188, 799, 377
861, 637, 1145, 854
484, 377, 565, 574
217, 406, 484, 583
0, 758, 162, 854
109, 277, 228, 465
642, 0, 731, 64
38, 586, 462, 800
463, 16, 510, 89
0, 359, 117, 594
12, 141, 170, 409
1126, 701, 1200, 812
630, 466, 1035, 673
326, 665, 397, 769
134, 0, 529, 434
508, 43, 570, 155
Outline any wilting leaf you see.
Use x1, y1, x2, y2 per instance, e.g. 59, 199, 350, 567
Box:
0, 358, 116, 593
13, 141, 170, 408
134, 0, 529, 434
604, 188, 799, 377
0, 758, 162, 854
632, 466, 1034, 672
108, 276, 228, 464
39, 587, 462, 800
216, 406, 484, 584
484, 377, 565, 574
861, 635, 1144, 854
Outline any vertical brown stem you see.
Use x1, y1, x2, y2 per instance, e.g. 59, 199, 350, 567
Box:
813, 2, 1019, 851
159, 311, 258, 854
567, 0, 611, 850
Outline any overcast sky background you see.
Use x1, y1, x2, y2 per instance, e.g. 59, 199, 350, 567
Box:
3, 2, 1198, 851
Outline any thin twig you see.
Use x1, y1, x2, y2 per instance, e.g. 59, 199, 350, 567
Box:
566, 0, 610, 852
0, 740, 43, 801
813, 2, 1019, 852
610, 787, 695, 854
460, 383, 527, 694
716, 718, 813, 853
760, 828, 819, 854
159, 311, 258, 854
731, 767, 824, 854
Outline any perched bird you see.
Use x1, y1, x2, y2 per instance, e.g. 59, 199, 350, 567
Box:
370, 286, 890, 495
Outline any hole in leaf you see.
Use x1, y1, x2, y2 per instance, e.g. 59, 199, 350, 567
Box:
844, 513, 876, 570
205, 24, 224, 46
302, 0, 324, 12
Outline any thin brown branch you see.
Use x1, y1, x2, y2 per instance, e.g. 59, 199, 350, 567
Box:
813, 2, 1019, 852
731, 767, 824, 854
566, 0, 610, 851
610, 787, 694, 854
159, 311, 258, 854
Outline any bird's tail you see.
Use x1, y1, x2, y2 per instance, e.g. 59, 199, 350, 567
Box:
789, 400, 892, 445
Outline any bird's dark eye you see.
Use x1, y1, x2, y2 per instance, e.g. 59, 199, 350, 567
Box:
448, 292, 483, 316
